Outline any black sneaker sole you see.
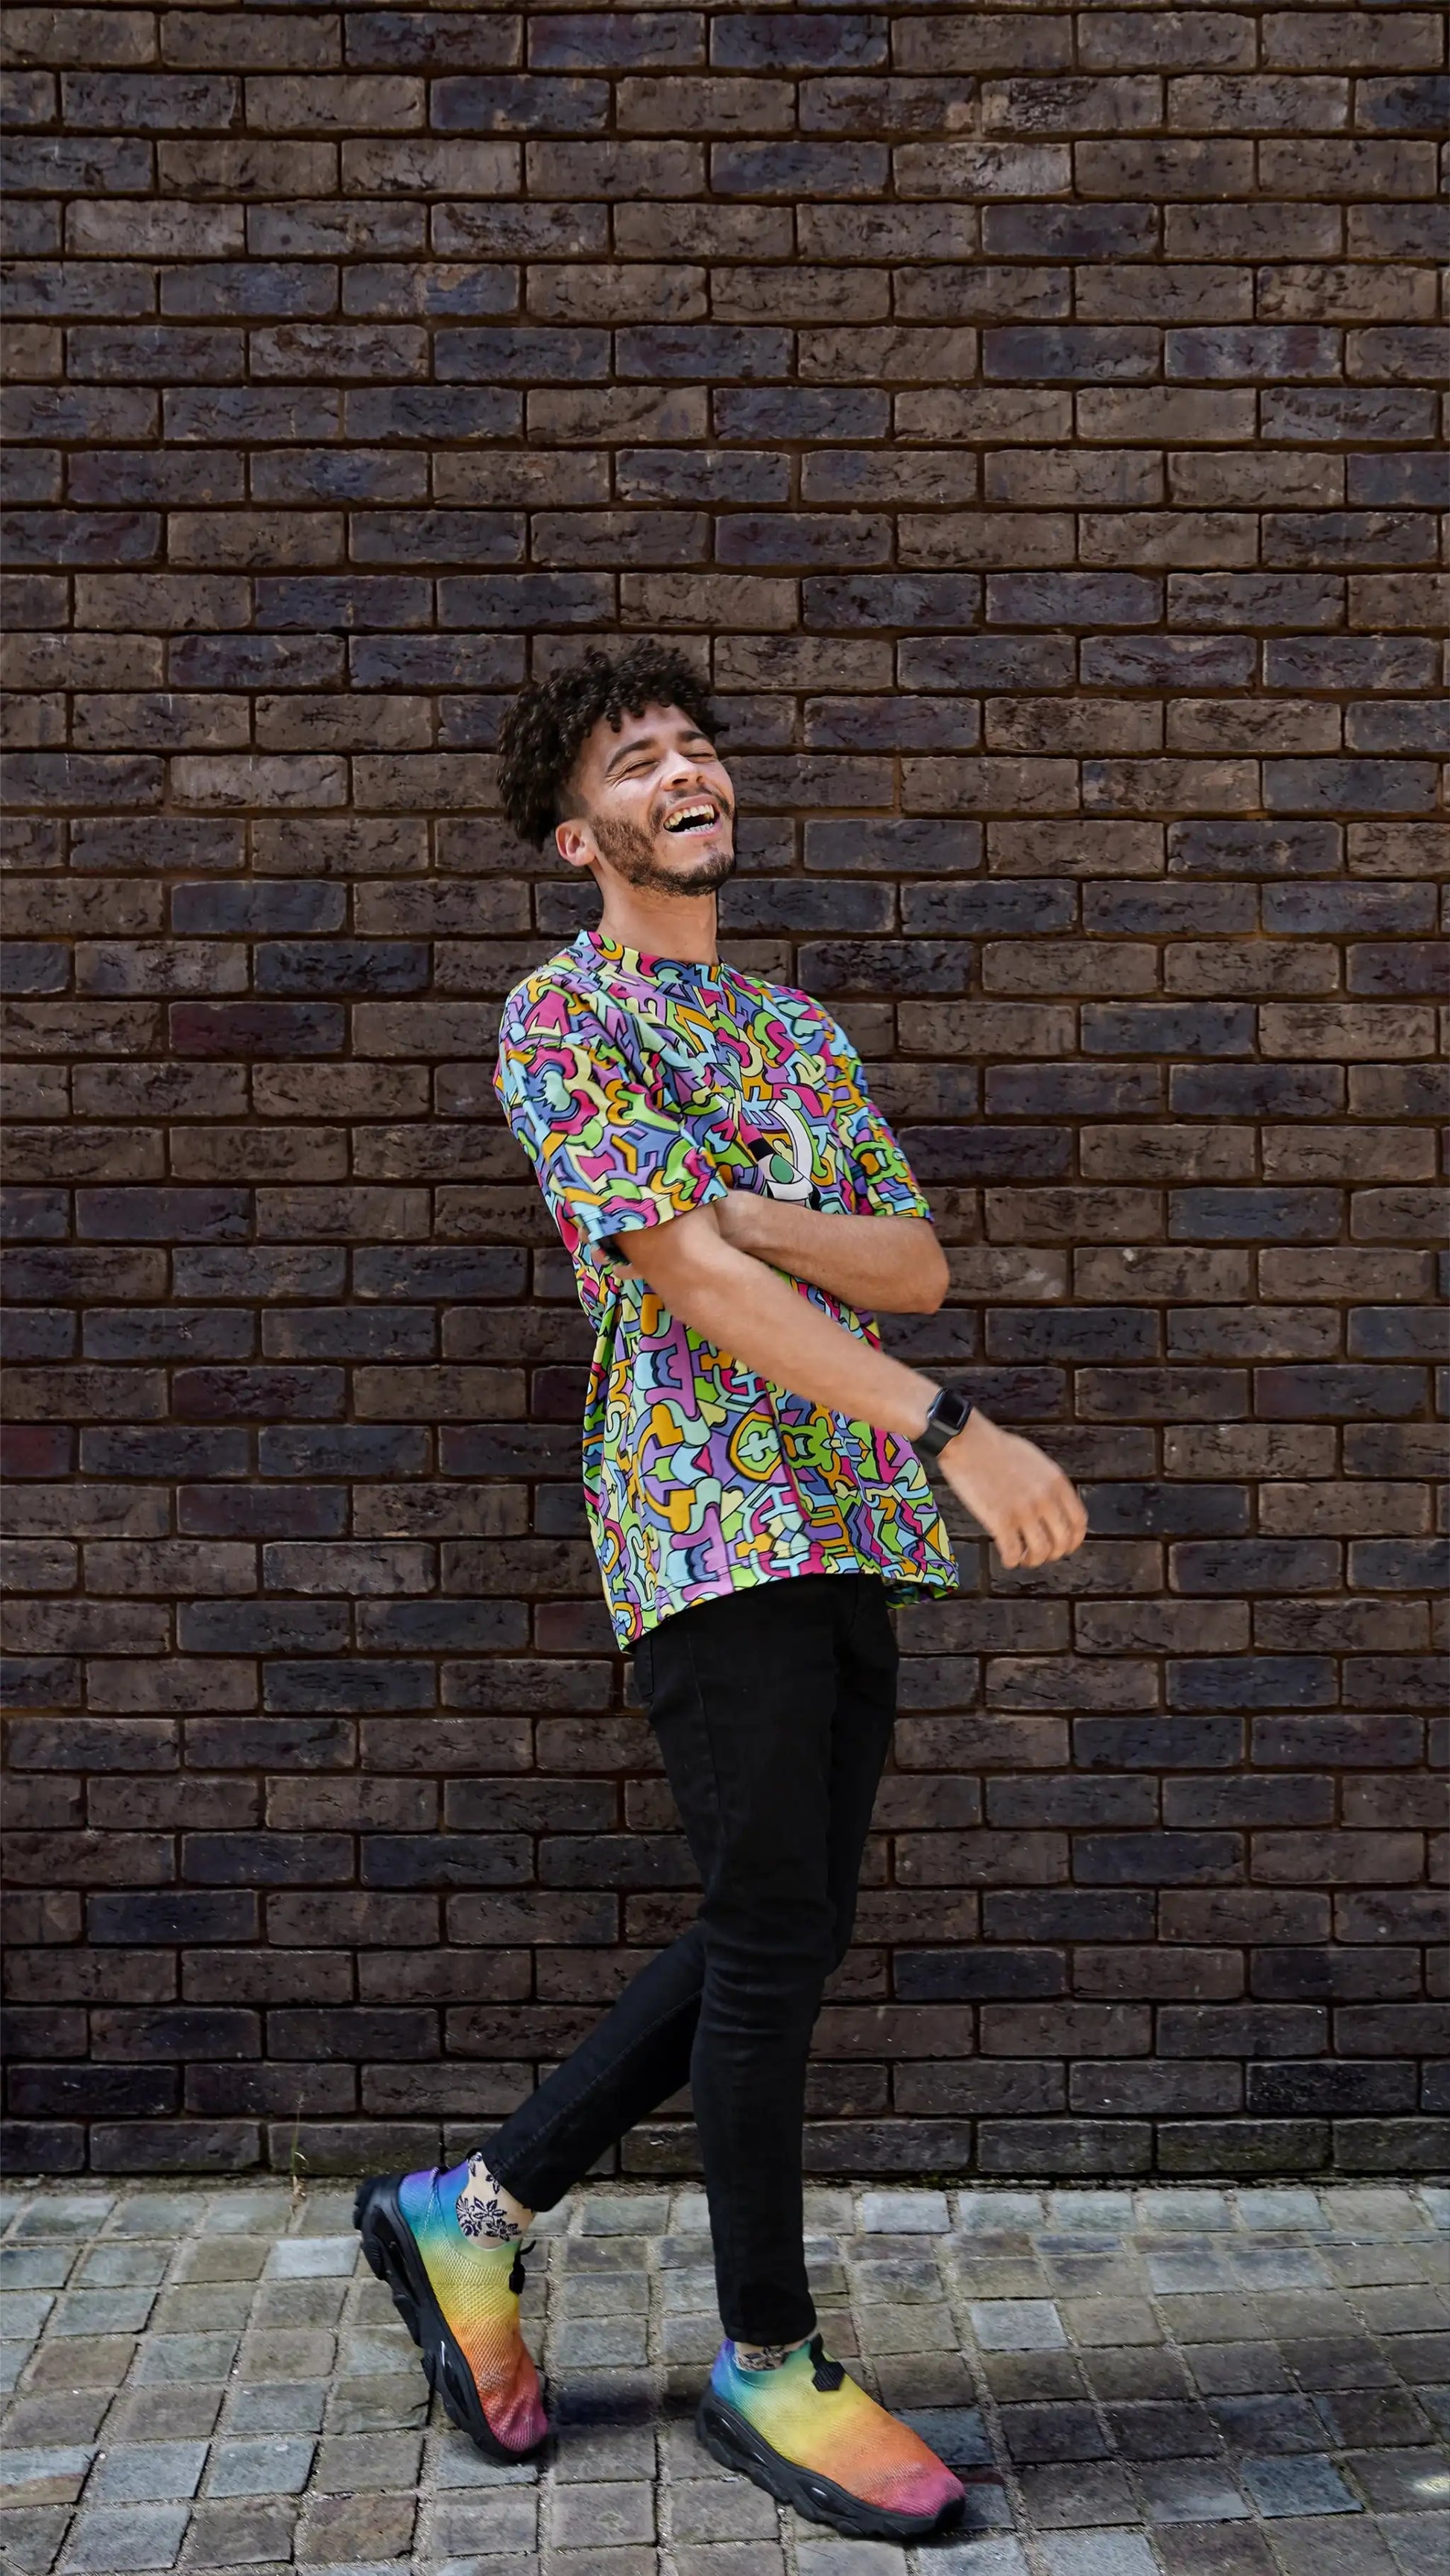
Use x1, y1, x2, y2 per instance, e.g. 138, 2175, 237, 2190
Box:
353, 2173, 548, 2464
695, 2385, 963, 2543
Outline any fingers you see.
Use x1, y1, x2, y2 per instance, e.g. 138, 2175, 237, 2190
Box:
992, 1476, 1088, 1569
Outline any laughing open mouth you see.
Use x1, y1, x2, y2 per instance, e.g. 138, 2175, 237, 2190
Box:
662, 799, 722, 837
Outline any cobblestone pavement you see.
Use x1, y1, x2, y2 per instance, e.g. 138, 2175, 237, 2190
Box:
1, 2179, 1447, 2576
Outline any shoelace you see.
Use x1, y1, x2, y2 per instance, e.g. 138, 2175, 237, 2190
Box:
808, 2332, 844, 2391
508, 2239, 535, 2294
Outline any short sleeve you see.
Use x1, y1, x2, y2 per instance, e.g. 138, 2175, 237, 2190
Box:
495, 986, 727, 1253
821, 1014, 933, 1221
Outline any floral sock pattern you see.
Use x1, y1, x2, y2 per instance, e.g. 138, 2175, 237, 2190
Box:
397, 2159, 548, 2455
709, 2334, 964, 2523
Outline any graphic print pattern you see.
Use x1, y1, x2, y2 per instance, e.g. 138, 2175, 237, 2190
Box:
496, 930, 959, 1647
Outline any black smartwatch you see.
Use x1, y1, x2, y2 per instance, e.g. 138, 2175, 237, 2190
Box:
916, 1383, 974, 1461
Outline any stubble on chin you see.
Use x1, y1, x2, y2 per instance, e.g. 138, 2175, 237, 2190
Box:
590, 809, 736, 900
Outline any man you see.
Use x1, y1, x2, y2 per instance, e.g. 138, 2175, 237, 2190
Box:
357, 642, 1086, 2542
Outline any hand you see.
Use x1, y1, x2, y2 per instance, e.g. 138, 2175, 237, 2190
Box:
710, 1190, 763, 1252
934, 1407, 1087, 1569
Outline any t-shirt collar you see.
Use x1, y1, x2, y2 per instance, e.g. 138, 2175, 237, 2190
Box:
577, 925, 725, 996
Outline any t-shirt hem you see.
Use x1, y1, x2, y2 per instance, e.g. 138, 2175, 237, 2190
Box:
612, 1553, 959, 1651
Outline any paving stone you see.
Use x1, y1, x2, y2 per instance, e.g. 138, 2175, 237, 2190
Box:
859, 2193, 950, 2236
136, 2332, 242, 2384
1153, 2527, 1277, 2575
225, 2380, 328, 2434
1084, 2349, 1193, 2402
1209, 2394, 1324, 2453
424, 2493, 540, 2554
0, 2446, 96, 2507
2, 2393, 110, 2446
1139, 2195, 1234, 2236
1185, 2345, 1292, 2396
89, 2443, 209, 2504
1045, 2198, 1134, 2238
981, 2351, 1086, 2403
154, 2288, 256, 2335
969, 2302, 1066, 2352
576, 2198, 669, 2236
1017, 2461, 1138, 2528
1344, 2450, 1450, 2514
60, 2502, 192, 2572
202, 2194, 291, 2239
1037, 2531, 1158, 2576
794, 2543, 910, 2575
1065, 2300, 1162, 2348
294, 2195, 358, 2239
80, 2246, 171, 2290
294, 2490, 417, 2563
107, 2198, 199, 2242
14, 2201, 115, 2241
182, 2498, 299, 2567
1320, 2194, 1426, 2239
672, 2545, 786, 2575
1105, 2398, 1222, 2458
954, 2196, 1044, 2236
1264, 2519, 1399, 2576
1239, 2453, 1363, 2516
206, 2437, 317, 2498
27, 2335, 135, 2390
51, 2291, 156, 2337
549, 2479, 654, 2545
896, 2408, 993, 2469
3, 2250, 77, 2291
266, 2238, 358, 2280
1133, 2458, 1252, 2523
1279, 2336, 1397, 2392
551, 2424, 654, 2482
0, 2502, 72, 2574
1001, 2401, 1110, 2464
1235, 2194, 1326, 2234
1318, 2380, 1442, 2442
668, 2474, 779, 2540
240, 2328, 338, 2380
1380, 2513, 1450, 2575
174, 2240, 270, 2285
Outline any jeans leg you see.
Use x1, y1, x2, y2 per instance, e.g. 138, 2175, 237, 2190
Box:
477, 1924, 704, 2215
646, 1576, 855, 2347
824, 1574, 900, 1973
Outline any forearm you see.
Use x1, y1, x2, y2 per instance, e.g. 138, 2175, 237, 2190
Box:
715, 1193, 947, 1315
627, 1219, 936, 1440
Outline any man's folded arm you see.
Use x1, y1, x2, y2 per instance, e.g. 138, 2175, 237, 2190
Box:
709, 1193, 948, 1316
615, 1203, 937, 1441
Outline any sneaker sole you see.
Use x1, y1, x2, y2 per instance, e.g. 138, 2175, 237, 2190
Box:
694, 2386, 962, 2543
353, 2174, 548, 2464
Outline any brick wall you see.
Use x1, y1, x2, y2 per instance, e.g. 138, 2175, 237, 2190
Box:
1, 4, 1446, 2185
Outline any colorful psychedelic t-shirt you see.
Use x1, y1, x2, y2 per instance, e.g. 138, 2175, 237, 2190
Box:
494, 927, 960, 1647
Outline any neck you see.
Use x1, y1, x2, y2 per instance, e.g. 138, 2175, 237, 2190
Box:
595, 882, 720, 968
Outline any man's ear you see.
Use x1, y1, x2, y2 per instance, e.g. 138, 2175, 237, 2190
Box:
554, 815, 595, 871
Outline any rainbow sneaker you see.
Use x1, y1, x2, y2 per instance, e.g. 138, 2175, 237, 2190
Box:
697, 2334, 965, 2542
354, 2163, 548, 2460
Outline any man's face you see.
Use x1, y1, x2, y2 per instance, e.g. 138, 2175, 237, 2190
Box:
555, 701, 735, 898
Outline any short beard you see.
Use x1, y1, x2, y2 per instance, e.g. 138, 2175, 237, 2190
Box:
589, 808, 735, 900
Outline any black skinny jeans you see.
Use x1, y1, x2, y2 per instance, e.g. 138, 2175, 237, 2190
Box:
478, 1571, 898, 2345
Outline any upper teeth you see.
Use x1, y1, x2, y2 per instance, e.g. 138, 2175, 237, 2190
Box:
666, 804, 715, 831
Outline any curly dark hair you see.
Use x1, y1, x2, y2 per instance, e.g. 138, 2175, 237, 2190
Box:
496, 643, 719, 849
